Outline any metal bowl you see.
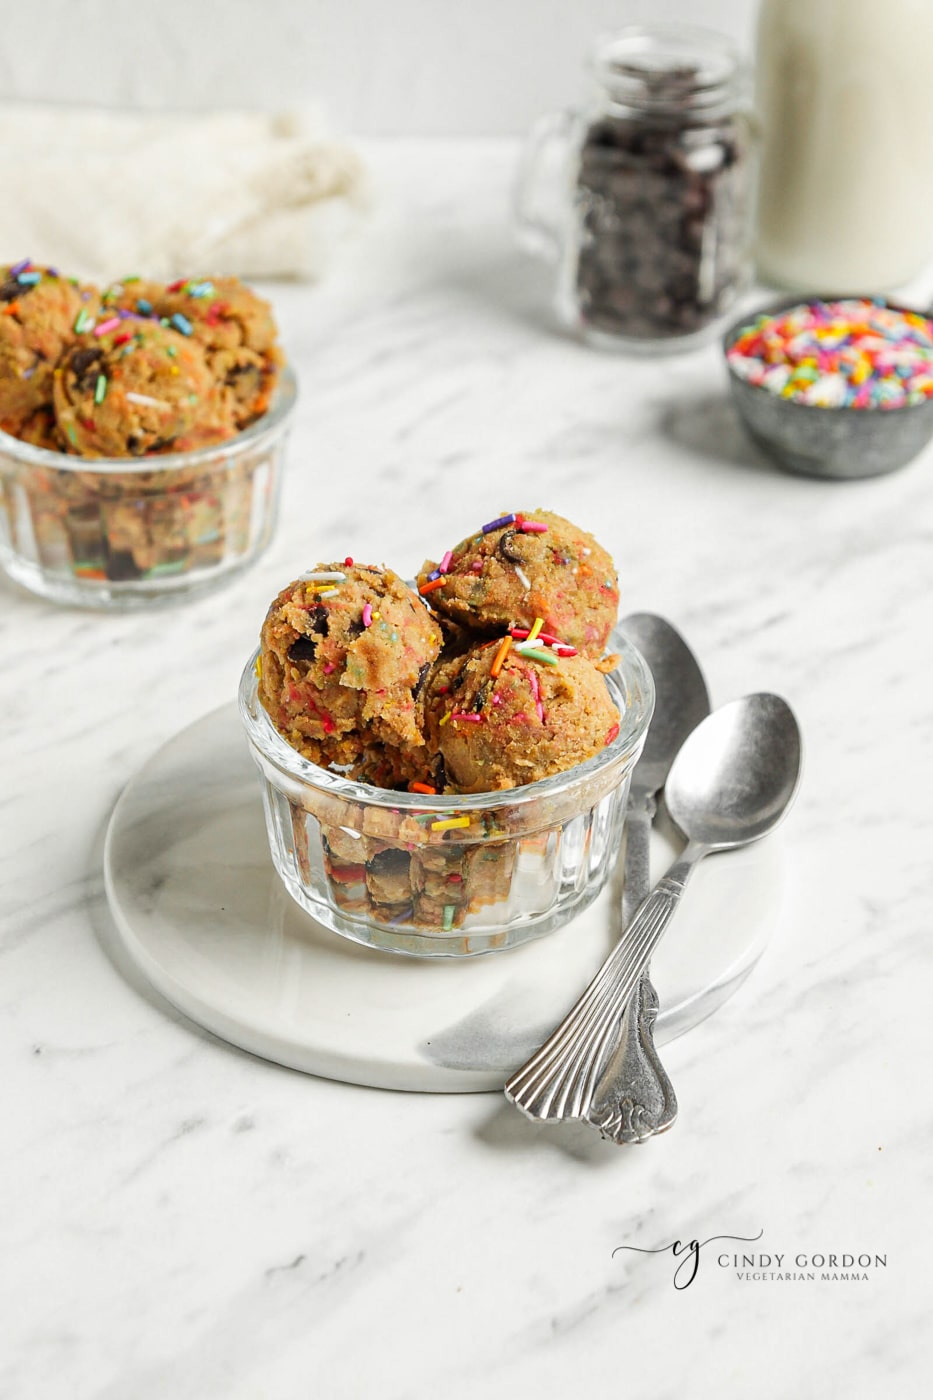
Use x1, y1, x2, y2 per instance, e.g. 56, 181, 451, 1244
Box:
723, 295, 933, 480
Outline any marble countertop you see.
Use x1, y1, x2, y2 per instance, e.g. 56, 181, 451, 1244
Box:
3, 141, 929, 1399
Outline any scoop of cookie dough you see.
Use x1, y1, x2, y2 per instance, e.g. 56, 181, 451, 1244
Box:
0, 262, 96, 435
423, 638, 620, 792
259, 563, 444, 782
107, 276, 282, 429
417, 509, 619, 658
53, 319, 234, 457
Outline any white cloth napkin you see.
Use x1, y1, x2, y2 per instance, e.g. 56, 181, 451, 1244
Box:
0, 105, 365, 282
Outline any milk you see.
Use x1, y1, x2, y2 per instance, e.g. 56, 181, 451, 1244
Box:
755, 0, 933, 291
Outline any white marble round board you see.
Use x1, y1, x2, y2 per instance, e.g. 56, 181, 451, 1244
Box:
103, 703, 785, 1093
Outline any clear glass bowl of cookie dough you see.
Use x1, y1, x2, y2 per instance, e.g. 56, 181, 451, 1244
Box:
0, 364, 296, 608
238, 636, 654, 958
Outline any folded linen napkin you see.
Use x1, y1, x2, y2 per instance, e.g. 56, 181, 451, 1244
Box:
0, 104, 365, 281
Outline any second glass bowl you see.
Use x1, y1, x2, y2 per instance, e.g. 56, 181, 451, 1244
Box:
239, 636, 654, 958
0, 364, 296, 608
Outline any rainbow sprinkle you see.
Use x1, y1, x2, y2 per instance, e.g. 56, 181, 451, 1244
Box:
432, 816, 471, 832
727, 299, 933, 409
482, 512, 515, 533
509, 627, 576, 656
490, 635, 512, 677
126, 392, 165, 408
527, 666, 545, 723
514, 646, 558, 666
94, 374, 107, 405
94, 317, 121, 338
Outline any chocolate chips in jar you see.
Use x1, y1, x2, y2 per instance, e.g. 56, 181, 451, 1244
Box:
519, 27, 756, 350
575, 98, 754, 343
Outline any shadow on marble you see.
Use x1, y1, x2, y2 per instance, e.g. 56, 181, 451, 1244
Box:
657, 391, 778, 475
473, 1098, 645, 1166
440, 243, 566, 339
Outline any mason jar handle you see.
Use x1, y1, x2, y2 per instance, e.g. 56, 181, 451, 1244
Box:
514, 107, 577, 262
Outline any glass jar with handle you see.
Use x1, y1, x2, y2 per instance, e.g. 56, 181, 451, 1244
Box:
516, 25, 758, 352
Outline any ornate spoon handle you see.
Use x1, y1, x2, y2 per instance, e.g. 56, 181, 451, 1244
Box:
585, 799, 678, 1144
504, 849, 700, 1123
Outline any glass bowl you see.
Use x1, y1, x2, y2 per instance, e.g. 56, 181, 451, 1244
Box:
0, 364, 296, 608
238, 637, 654, 958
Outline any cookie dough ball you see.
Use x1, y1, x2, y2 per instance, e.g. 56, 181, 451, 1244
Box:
0, 262, 96, 434
423, 640, 620, 792
107, 276, 282, 428
259, 563, 444, 782
417, 509, 619, 659
53, 320, 234, 457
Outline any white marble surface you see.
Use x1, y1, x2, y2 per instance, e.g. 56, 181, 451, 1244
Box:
2, 141, 930, 1398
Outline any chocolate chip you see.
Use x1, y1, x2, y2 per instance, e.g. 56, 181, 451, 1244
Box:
288, 636, 319, 662
497, 530, 525, 564
307, 606, 329, 636
105, 549, 143, 582
472, 680, 492, 713
0, 280, 22, 303
71, 347, 102, 392
366, 848, 410, 877
413, 662, 431, 698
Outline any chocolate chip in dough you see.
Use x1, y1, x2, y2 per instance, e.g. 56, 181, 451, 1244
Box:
287, 636, 319, 662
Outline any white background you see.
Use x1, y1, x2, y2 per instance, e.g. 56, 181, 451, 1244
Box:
0, 0, 754, 134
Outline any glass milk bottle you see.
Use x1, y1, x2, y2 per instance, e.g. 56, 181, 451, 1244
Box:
756, 0, 933, 291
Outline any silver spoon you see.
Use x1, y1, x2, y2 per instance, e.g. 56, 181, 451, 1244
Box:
587, 614, 711, 1145
504, 693, 802, 1126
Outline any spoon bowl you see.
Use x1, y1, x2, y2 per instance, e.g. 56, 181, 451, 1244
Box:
666, 693, 802, 851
